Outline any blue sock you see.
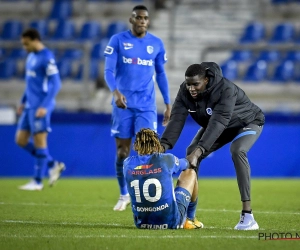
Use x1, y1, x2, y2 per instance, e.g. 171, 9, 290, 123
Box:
116, 158, 128, 195
23, 142, 35, 156
34, 148, 49, 183
23, 142, 55, 168
187, 198, 198, 219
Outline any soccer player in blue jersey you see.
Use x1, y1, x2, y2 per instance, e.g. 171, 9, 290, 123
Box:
124, 128, 203, 229
104, 5, 171, 211
16, 28, 65, 191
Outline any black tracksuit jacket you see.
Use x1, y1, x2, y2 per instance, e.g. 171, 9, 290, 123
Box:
160, 62, 265, 152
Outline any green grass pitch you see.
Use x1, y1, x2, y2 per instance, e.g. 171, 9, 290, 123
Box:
0, 178, 299, 250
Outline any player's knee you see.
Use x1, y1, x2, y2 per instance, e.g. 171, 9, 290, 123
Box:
15, 136, 26, 147
180, 169, 197, 183
117, 149, 130, 160
230, 146, 247, 158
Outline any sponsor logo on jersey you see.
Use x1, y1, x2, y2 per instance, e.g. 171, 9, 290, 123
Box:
123, 56, 153, 66
175, 190, 191, 202
147, 46, 154, 54
134, 164, 153, 170
137, 202, 169, 212
26, 70, 36, 77
46, 61, 58, 76
140, 224, 168, 229
188, 109, 196, 113
104, 46, 114, 55
123, 42, 133, 50
127, 167, 162, 176
206, 107, 213, 115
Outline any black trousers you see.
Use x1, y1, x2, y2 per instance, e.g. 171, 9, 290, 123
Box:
186, 123, 263, 201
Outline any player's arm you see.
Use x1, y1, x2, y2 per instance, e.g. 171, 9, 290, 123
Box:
155, 61, 171, 126
103, 37, 127, 109
104, 57, 127, 109
198, 85, 237, 151
160, 85, 189, 151
17, 93, 27, 115
171, 155, 189, 174
38, 59, 61, 117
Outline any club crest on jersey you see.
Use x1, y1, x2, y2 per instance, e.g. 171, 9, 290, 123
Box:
134, 164, 153, 170
147, 46, 154, 54
206, 108, 213, 115
123, 42, 133, 50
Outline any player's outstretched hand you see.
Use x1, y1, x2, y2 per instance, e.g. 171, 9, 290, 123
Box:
186, 147, 203, 168
162, 104, 171, 126
113, 89, 127, 109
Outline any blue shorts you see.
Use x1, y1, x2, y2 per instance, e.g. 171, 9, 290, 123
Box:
17, 109, 52, 134
111, 107, 157, 138
174, 186, 192, 227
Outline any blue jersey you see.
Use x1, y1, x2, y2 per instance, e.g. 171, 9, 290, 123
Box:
104, 30, 169, 110
124, 153, 188, 229
22, 48, 61, 110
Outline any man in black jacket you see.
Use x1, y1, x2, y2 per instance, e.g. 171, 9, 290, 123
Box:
160, 62, 265, 230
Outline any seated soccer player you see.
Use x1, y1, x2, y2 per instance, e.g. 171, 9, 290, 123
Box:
123, 128, 204, 229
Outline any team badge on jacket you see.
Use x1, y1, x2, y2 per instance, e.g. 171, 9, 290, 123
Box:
147, 46, 154, 54
206, 108, 213, 115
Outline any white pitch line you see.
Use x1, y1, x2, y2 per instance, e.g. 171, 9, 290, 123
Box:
1, 201, 299, 215
1, 220, 299, 232
198, 208, 300, 215
0, 234, 258, 239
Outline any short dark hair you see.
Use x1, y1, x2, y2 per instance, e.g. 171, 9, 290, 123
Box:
132, 5, 148, 12
185, 64, 206, 78
22, 28, 41, 41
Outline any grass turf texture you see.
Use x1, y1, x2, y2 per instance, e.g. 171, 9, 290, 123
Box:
0, 178, 299, 250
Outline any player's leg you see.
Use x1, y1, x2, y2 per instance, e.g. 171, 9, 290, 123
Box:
175, 169, 203, 229
230, 124, 263, 230
111, 107, 134, 211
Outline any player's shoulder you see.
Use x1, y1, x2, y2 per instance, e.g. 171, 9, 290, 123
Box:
146, 32, 163, 42
112, 30, 130, 40
41, 48, 55, 60
124, 155, 137, 165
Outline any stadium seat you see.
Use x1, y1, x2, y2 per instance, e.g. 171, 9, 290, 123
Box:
75, 60, 99, 80
90, 41, 106, 61
256, 50, 281, 62
56, 59, 73, 79
29, 20, 50, 39
243, 60, 268, 82
284, 50, 300, 62
106, 21, 128, 39
78, 21, 102, 41
1, 20, 23, 40
51, 20, 76, 40
8, 48, 27, 59
61, 49, 83, 60
48, 0, 73, 20
271, 60, 295, 82
269, 23, 295, 43
0, 60, 17, 79
220, 60, 238, 81
230, 50, 253, 62
239, 22, 265, 43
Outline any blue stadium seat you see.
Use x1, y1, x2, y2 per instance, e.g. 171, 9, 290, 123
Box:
243, 60, 268, 82
256, 50, 281, 62
284, 50, 300, 62
1, 20, 23, 40
90, 41, 106, 61
56, 59, 73, 79
9, 48, 27, 59
271, 60, 295, 82
49, 0, 73, 20
51, 20, 76, 40
106, 21, 128, 39
75, 60, 99, 80
78, 21, 102, 41
29, 20, 50, 39
230, 50, 253, 62
239, 22, 265, 43
220, 60, 238, 81
269, 23, 295, 43
61, 49, 83, 60
0, 60, 17, 79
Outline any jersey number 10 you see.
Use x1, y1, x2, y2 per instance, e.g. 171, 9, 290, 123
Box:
130, 178, 162, 203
